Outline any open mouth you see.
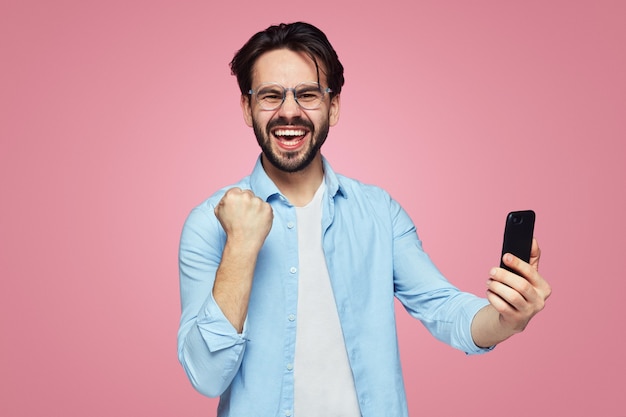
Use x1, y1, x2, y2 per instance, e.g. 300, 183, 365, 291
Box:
271, 127, 309, 149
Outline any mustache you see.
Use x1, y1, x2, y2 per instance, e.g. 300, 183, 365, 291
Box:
267, 117, 314, 131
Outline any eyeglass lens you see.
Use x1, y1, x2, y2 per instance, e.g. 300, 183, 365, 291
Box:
254, 83, 328, 110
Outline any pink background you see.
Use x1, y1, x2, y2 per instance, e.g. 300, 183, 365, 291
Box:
1, 1, 624, 416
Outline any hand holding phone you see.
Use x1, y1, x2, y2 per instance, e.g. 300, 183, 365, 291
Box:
500, 210, 535, 274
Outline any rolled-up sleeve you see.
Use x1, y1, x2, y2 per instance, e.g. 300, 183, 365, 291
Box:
390, 198, 491, 355
177, 205, 248, 397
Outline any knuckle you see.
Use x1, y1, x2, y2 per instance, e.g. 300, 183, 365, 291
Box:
519, 279, 532, 295
509, 292, 524, 306
537, 299, 546, 312
545, 285, 553, 299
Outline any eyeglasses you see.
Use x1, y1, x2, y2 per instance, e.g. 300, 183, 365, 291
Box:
248, 82, 332, 111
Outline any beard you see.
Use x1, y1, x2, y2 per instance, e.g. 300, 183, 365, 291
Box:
252, 116, 330, 173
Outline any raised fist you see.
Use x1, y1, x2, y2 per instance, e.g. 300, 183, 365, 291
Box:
214, 187, 273, 253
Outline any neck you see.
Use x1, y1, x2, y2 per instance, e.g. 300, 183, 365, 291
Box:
262, 154, 324, 207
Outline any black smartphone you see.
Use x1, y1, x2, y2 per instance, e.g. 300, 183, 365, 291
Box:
500, 210, 535, 273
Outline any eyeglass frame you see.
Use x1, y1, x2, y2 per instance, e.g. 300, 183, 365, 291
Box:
247, 82, 333, 111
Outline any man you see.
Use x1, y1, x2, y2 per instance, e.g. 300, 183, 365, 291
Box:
177, 22, 551, 417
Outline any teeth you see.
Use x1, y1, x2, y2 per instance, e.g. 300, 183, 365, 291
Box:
274, 129, 305, 137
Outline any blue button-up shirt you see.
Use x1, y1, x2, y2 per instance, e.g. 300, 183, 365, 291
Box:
178, 156, 490, 417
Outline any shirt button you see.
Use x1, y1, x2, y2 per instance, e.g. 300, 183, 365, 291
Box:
289, 267, 297, 274
287, 221, 295, 229
288, 314, 296, 322
285, 411, 293, 417
286, 363, 293, 371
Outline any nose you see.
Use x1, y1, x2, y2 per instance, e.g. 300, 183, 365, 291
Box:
277, 89, 302, 117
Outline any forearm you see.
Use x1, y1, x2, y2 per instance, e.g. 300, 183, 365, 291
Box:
178, 243, 249, 397
212, 240, 259, 333
470, 304, 518, 348
178, 206, 251, 397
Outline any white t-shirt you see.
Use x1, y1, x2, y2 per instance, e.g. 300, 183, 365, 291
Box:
293, 181, 361, 416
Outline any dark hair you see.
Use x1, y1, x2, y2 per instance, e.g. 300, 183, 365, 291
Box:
229, 22, 344, 98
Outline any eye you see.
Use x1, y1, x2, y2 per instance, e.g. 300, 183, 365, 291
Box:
296, 90, 322, 102
257, 88, 283, 102
263, 94, 282, 101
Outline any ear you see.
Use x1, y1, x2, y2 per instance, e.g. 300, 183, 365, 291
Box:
241, 94, 253, 127
328, 94, 340, 127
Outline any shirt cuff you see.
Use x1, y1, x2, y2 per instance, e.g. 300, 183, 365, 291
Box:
465, 298, 496, 355
197, 291, 248, 352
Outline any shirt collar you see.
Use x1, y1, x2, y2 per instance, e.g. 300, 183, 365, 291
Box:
321, 156, 348, 200
248, 155, 348, 202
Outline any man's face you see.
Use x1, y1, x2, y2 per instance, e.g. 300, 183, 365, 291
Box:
241, 49, 340, 173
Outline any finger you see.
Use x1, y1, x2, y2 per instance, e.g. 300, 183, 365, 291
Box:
489, 265, 551, 312
487, 276, 530, 309
215, 188, 245, 217
486, 288, 525, 318
501, 252, 537, 283
489, 264, 541, 302
500, 253, 551, 298
529, 238, 541, 269
225, 187, 243, 196
238, 188, 255, 197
